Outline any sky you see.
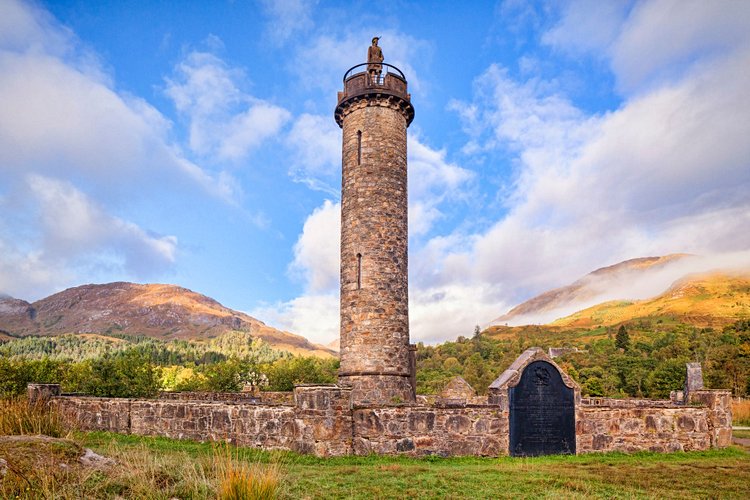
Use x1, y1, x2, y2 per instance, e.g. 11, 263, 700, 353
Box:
1, 0, 749, 345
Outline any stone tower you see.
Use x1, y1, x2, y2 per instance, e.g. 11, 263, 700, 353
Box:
334, 40, 416, 404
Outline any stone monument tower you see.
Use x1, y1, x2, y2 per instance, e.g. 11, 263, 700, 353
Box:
334, 39, 416, 404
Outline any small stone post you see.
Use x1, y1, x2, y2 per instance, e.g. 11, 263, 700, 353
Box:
684, 362, 704, 400
27, 383, 61, 405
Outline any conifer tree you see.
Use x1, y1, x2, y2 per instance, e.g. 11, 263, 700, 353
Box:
615, 325, 631, 351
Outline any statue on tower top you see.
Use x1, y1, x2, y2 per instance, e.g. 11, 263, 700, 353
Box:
367, 36, 383, 83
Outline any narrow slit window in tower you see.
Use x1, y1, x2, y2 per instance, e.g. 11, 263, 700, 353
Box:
357, 130, 362, 165
356, 253, 362, 289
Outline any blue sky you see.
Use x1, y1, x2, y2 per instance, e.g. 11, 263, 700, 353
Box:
1, 0, 749, 345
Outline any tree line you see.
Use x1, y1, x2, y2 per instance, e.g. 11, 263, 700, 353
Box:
416, 319, 750, 399
1, 320, 748, 399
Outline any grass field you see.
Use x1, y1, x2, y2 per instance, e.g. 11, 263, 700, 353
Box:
2, 397, 749, 498
77, 432, 750, 499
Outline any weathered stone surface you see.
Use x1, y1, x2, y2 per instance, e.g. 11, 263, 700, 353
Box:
337, 62, 415, 405
577, 402, 714, 453
27, 383, 61, 405
687, 389, 733, 447
685, 362, 704, 394
438, 376, 476, 405
157, 391, 294, 404
50, 396, 131, 433
352, 405, 509, 457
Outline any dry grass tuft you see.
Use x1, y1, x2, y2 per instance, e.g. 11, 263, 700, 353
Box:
0, 398, 65, 437
733, 398, 750, 426
214, 443, 282, 500
99, 444, 213, 498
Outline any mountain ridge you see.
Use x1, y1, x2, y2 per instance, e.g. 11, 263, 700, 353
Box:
491, 254, 692, 326
551, 270, 750, 329
0, 282, 334, 357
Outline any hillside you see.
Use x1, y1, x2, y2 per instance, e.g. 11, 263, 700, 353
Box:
491, 254, 691, 326
551, 271, 750, 329
0, 283, 334, 357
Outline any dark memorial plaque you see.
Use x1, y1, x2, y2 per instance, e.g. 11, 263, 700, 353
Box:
509, 360, 575, 457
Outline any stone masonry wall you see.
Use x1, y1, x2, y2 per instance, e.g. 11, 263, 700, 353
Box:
578, 400, 713, 452
51, 397, 131, 434
157, 391, 294, 405
687, 389, 733, 447
51, 385, 352, 457
352, 405, 507, 456
46, 384, 732, 457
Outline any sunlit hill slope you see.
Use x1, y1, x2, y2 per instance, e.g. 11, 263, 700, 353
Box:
552, 271, 750, 329
0, 282, 334, 357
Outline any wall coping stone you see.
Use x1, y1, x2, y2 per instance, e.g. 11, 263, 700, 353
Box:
488, 347, 579, 391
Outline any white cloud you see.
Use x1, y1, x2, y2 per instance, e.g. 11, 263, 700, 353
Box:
259, 0, 317, 45
165, 49, 291, 162
611, 0, 750, 93
27, 175, 177, 270
0, 0, 244, 299
410, 283, 507, 344
408, 135, 474, 236
0, 0, 73, 56
251, 292, 338, 346
543, 0, 750, 95
286, 113, 341, 194
288, 200, 340, 293
0, 175, 177, 299
541, 0, 629, 56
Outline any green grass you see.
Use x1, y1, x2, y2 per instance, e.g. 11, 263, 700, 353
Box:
79, 432, 750, 499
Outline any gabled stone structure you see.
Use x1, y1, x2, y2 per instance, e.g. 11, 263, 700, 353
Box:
439, 376, 476, 402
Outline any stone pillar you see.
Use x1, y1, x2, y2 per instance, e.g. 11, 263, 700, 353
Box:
684, 362, 704, 400
335, 57, 415, 405
408, 344, 417, 401
27, 383, 61, 405
687, 390, 733, 448
293, 385, 353, 456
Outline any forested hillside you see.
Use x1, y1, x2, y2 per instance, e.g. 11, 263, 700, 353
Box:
0, 331, 337, 397
418, 320, 750, 398
2, 320, 748, 400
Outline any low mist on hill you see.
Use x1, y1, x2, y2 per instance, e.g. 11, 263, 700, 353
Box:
493, 251, 750, 326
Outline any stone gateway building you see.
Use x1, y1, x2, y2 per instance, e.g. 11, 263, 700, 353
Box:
34, 43, 732, 457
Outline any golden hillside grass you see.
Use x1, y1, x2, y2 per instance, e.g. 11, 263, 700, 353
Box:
552, 272, 750, 328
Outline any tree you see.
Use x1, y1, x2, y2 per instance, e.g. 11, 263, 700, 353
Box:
81, 350, 159, 398
646, 359, 686, 398
615, 325, 631, 351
